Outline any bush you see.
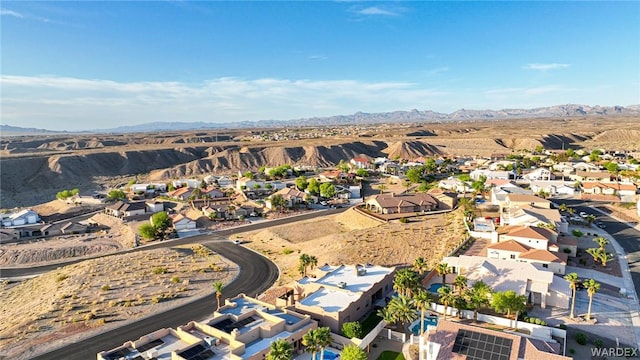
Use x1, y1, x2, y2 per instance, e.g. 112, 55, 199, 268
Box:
572, 229, 583, 237
559, 324, 567, 330
282, 249, 294, 255
342, 321, 363, 339
569, 348, 575, 354
399, 217, 408, 223
101, 284, 111, 291
594, 339, 604, 348
563, 248, 572, 254
171, 277, 180, 283
56, 274, 69, 282
534, 318, 542, 325
580, 258, 587, 266
152, 267, 168, 275
575, 332, 588, 345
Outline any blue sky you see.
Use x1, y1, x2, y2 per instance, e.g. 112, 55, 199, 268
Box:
1, 1, 639, 131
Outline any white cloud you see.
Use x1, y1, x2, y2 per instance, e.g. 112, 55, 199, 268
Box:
356, 6, 399, 16
1, 8, 24, 18
1, 75, 447, 131
523, 63, 571, 71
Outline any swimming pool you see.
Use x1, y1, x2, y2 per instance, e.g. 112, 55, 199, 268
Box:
410, 317, 439, 335
428, 283, 443, 293
312, 349, 340, 360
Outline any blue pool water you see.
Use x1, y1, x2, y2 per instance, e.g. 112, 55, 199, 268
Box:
428, 283, 443, 293
410, 317, 439, 335
313, 350, 340, 360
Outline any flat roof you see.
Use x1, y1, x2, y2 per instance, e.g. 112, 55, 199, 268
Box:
300, 264, 393, 293
299, 287, 360, 312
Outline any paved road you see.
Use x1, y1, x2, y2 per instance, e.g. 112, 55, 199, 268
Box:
0, 207, 346, 278
559, 199, 640, 302
11, 208, 346, 360
30, 241, 279, 360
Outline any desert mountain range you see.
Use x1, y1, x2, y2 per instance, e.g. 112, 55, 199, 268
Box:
1, 114, 639, 209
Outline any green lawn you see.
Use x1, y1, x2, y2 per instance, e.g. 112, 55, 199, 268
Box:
360, 312, 382, 335
377, 351, 405, 360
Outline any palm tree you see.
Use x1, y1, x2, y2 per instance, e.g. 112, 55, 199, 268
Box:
377, 184, 386, 194
213, 281, 224, 310
453, 275, 468, 296
316, 327, 332, 360
437, 286, 456, 320
376, 306, 395, 325
393, 269, 420, 297
413, 257, 428, 276
585, 279, 600, 321
302, 329, 321, 360
308, 255, 318, 272
299, 254, 311, 277
413, 289, 432, 335
465, 280, 492, 321
564, 272, 579, 319
388, 295, 418, 328
435, 263, 451, 288
267, 339, 293, 360
594, 237, 609, 251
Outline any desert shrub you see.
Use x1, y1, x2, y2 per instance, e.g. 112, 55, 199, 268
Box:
399, 217, 408, 223
575, 332, 588, 345
171, 276, 180, 283
342, 321, 363, 339
101, 284, 111, 291
56, 274, 69, 282
83, 313, 95, 321
534, 318, 542, 325
96, 318, 106, 325
580, 258, 587, 266
152, 267, 168, 275
594, 339, 604, 348
563, 248, 572, 254
282, 248, 294, 255
572, 229, 583, 237
569, 348, 575, 354
108, 300, 118, 307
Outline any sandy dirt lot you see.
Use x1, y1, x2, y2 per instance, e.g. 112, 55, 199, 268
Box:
232, 207, 468, 286
0, 245, 238, 360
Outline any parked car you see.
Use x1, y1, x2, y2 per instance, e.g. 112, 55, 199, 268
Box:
320, 201, 328, 206
595, 222, 606, 229
579, 211, 589, 218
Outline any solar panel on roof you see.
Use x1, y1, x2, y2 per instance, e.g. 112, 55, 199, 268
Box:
452, 329, 512, 360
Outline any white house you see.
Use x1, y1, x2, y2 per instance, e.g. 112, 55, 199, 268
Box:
1, 209, 40, 227
469, 169, 516, 181
522, 168, 553, 181
170, 214, 197, 231
442, 255, 570, 309
529, 180, 576, 196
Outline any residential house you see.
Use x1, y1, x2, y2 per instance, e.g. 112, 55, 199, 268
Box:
167, 187, 194, 201
501, 205, 568, 234
428, 189, 458, 210
529, 180, 576, 196
203, 204, 251, 221
98, 294, 317, 360
1, 209, 40, 227
130, 183, 167, 195
365, 193, 438, 214
582, 181, 637, 197
469, 169, 516, 181
379, 161, 401, 175
488, 160, 517, 171
572, 170, 613, 182
490, 183, 532, 206
291, 264, 395, 333
438, 177, 470, 193
105, 201, 148, 218
421, 320, 570, 360
552, 162, 576, 175
522, 167, 554, 181
202, 187, 226, 198
267, 187, 308, 209
350, 155, 372, 169
572, 162, 599, 172
442, 255, 570, 309
170, 214, 197, 231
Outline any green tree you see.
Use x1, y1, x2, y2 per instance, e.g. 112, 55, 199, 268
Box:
377, 184, 386, 194
213, 281, 224, 310
295, 176, 308, 190
267, 339, 293, 360
302, 329, 321, 360
564, 272, 579, 319
253, 183, 262, 190
244, 171, 255, 179
453, 275, 468, 296
355, 168, 368, 177
270, 194, 287, 212
436, 263, 451, 287
437, 286, 456, 320
337, 160, 350, 172
208, 210, 218, 221
107, 189, 126, 201
413, 257, 428, 275
340, 345, 367, 360
319, 183, 336, 198
138, 223, 156, 240
150, 211, 172, 239
413, 289, 432, 335
56, 189, 72, 200
314, 327, 332, 360
406, 167, 424, 184
585, 214, 596, 226
585, 279, 600, 321
393, 268, 420, 298
490, 290, 526, 319
307, 178, 320, 195
341, 321, 363, 339
376, 306, 395, 324
200, 180, 207, 189
465, 280, 492, 321
387, 295, 418, 328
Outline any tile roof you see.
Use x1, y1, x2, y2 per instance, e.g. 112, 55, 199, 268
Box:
557, 235, 578, 246
487, 240, 531, 253
506, 226, 556, 241
506, 194, 551, 203
370, 193, 438, 209
582, 181, 637, 191
519, 249, 566, 264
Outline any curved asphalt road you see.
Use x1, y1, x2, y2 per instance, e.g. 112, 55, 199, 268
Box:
559, 199, 640, 302
10, 208, 347, 360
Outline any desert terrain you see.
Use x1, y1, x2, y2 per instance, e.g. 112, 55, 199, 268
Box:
0, 245, 238, 360
2, 116, 639, 209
